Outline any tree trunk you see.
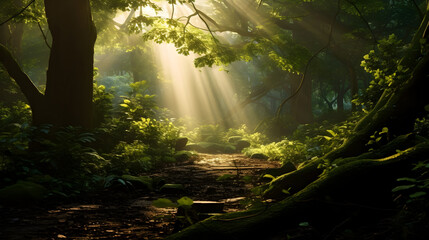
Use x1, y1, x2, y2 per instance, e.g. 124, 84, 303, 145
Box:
43, 0, 97, 128
336, 78, 345, 112
130, 48, 143, 83
0, 0, 97, 128
290, 73, 313, 123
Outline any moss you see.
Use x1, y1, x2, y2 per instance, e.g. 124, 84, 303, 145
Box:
167, 143, 429, 239
121, 175, 153, 191
0, 180, 48, 206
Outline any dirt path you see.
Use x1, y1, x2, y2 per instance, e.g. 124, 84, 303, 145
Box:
0, 154, 280, 239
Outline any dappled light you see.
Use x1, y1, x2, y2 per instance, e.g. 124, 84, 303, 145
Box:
153, 43, 254, 125
1, 0, 429, 239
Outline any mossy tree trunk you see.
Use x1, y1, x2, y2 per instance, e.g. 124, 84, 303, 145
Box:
167, 3, 429, 239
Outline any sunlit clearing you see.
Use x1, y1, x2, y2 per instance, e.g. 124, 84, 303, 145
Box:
153, 43, 255, 127
103, 1, 263, 127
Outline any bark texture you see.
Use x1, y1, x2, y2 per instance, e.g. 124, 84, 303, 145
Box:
43, 0, 97, 128
0, 0, 97, 128
167, 143, 429, 240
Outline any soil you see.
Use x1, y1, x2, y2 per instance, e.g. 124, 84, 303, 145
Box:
0, 154, 280, 240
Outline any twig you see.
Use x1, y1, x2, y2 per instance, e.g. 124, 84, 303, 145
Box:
37, 22, 51, 49
275, 0, 342, 118
189, 1, 218, 44
182, 12, 198, 36
171, 3, 175, 19
0, 0, 36, 26
410, 0, 424, 19
344, 0, 377, 44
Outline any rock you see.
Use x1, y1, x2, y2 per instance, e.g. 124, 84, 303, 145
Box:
174, 150, 193, 161
0, 181, 48, 205
185, 143, 205, 152
228, 136, 242, 144
160, 183, 185, 194
264, 161, 297, 177
121, 175, 153, 191
222, 144, 236, 154
235, 140, 251, 152
175, 137, 188, 151
250, 153, 269, 160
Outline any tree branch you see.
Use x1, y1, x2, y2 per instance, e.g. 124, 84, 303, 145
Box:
0, 0, 36, 26
189, 2, 218, 44
344, 0, 377, 44
411, 0, 424, 19
37, 21, 51, 49
0, 43, 44, 105
275, 0, 342, 118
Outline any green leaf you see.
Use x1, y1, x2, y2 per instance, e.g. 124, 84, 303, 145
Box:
397, 177, 417, 183
120, 104, 129, 108
323, 136, 332, 141
380, 127, 389, 134
216, 174, 234, 181
409, 191, 426, 198
282, 189, 290, 195
177, 197, 193, 206
299, 222, 309, 227
392, 184, 415, 192
262, 174, 275, 180
326, 130, 337, 137
241, 176, 253, 183
152, 198, 178, 208
117, 179, 127, 186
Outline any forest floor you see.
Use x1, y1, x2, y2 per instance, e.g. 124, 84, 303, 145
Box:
0, 153, 280, 239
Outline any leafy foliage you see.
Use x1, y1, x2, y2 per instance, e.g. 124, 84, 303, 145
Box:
393, 160, 429, 203
354, 34, 408, 110
244, 113, 361, 164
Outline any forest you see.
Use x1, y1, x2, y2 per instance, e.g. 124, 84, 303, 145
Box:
1, 0, 429, 239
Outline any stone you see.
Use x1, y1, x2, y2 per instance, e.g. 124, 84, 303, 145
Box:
159, 183, 185, 194
0, 181, 48, 205
250, 153, 269, 160
175, 137, 188, 151
235, 140, 251, 152
228, 136, 242, 144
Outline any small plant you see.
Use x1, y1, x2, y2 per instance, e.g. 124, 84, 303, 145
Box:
354, 34, 408, 110
153, 197, 195, 225
393, 160, 429, 202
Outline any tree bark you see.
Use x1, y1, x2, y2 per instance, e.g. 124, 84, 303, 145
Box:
167, 143, 429, 240
0, 44, 44, 109
0, 0, 97, 128
43, 0, 97, 128
289, 73, 313, 123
